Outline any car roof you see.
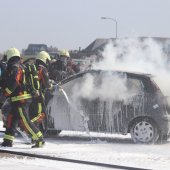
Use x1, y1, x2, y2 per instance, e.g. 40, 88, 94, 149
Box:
61, 69, 152, 85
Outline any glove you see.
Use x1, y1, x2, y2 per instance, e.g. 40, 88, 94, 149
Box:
37, 113, 45, 123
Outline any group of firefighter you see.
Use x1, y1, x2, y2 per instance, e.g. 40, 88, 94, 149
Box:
0, 47, 78, 148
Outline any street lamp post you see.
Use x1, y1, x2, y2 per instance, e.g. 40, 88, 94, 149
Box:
101, 17, 118, 38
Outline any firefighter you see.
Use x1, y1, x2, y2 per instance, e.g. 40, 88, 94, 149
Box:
35, 51, 54, 104
29, 51, 55, 134
58, 49, 69, 72
1, 48, 45, 148
49, 49, 70, 82
35, 51, 53, 95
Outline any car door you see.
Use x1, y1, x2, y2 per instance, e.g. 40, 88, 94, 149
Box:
86, 72, 145, 134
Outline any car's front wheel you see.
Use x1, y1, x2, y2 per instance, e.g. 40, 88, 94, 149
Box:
130, 118, 159, 144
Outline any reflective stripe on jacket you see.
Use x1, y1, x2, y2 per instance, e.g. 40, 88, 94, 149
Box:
11, 93, 32, 102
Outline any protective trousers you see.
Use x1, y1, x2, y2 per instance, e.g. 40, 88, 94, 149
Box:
3, 100, 43, 144
29, 96, 46, 123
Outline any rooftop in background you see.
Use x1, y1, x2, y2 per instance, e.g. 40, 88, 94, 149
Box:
24, 44, 48, 55
83, 38, 115, 52
83, 37, 170, 53
22, 44, 59, 60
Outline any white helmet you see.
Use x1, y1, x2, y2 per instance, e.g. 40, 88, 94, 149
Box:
6, 48, 20, 62
59, 50, 70, 58
37, 51, 51, 64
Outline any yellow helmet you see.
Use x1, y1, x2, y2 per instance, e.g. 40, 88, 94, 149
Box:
60, 50, 70, 58
37, 51, 51, 64
6, 48, 20, 61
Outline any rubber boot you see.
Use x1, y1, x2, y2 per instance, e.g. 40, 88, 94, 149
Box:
1, 139, 13, 147
32, 138, 45, 148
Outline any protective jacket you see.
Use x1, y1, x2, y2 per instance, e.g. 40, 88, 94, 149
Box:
49, 60, 67, 82
4, 62, 31, 101
37, 64, 52, 93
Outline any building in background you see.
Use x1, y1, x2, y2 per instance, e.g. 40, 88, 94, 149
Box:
22, 44, 59, 62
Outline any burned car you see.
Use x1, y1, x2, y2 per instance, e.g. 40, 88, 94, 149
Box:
46, 70, 170, 144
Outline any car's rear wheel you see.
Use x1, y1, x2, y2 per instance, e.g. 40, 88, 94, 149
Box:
130, 118, 159, 144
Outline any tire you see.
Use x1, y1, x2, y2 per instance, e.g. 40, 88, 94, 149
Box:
130, 118, 159, 144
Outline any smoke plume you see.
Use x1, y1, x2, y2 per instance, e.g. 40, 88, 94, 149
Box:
92, 38, 170, 98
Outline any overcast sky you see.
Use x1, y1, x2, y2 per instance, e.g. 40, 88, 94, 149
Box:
0, 0, 169, 52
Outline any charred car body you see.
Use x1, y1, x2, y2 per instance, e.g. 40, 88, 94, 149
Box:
46, 70, 170, 144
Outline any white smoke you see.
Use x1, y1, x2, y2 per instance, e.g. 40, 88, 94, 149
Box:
93, 38, 167, 73
71, 72, 129, 101
92, 38, 170, 98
